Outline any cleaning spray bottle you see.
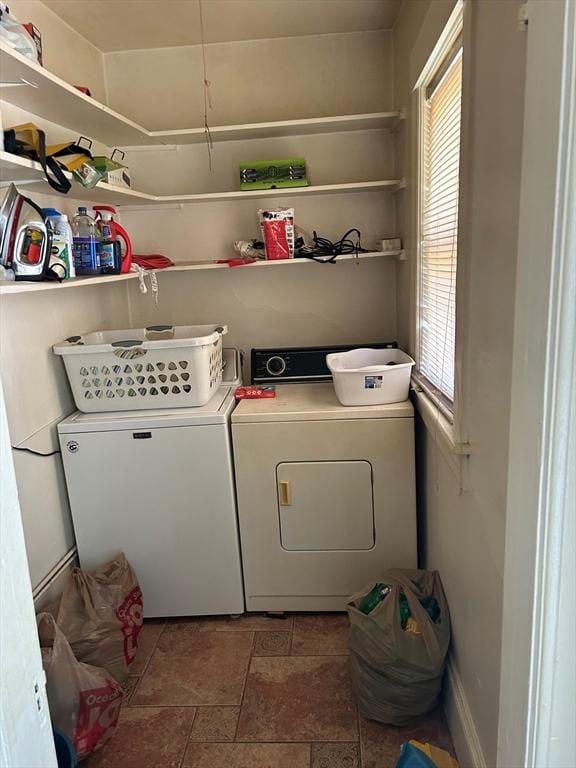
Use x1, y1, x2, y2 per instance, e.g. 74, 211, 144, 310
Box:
94, 208, 118, 274
93, 206, 132, 274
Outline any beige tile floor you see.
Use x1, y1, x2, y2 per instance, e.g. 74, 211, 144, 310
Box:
85, 614, 455, 768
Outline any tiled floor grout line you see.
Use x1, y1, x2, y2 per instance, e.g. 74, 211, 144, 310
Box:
231, 630, 256, 742
357, 707, 364, 768
126, 619, 167, 705
173, 739, 353, 744
178, 706, 199, 768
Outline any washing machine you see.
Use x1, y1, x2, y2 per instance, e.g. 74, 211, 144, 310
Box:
231, 345, 417, 612
58, 349, 245, 618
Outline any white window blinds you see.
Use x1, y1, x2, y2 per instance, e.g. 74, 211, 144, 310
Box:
418, 47, 463, 403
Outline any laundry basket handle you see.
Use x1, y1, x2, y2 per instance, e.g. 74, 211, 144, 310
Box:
111, 339, 142, 348
145, 325, 175, 340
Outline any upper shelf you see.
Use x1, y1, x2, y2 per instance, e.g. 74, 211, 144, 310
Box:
0, 43, 403, 147
151, 113, 404, 145
0, 251, 404, 295
0, 151, 402, 205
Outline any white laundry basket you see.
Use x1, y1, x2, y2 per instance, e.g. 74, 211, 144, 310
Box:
54, 324, 227, 412
326, 348, 415, 406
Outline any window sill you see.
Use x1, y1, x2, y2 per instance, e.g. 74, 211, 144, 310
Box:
412, 387, 470, 482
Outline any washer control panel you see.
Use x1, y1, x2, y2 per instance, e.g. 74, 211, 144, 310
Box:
251, 342, 397, 384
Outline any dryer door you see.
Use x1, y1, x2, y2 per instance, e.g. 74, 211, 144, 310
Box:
277, 460, 374, 550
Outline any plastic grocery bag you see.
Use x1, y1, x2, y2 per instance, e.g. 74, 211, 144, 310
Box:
54, 553, 143, 684
38, 613, 123, 761
347, 569, 451, 725
0, 3, 38, 62
396, 741, 459, 768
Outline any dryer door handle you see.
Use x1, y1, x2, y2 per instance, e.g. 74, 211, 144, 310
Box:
279, 480, 292, 506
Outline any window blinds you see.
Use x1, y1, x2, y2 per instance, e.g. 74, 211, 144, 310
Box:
419, 48, 463, 403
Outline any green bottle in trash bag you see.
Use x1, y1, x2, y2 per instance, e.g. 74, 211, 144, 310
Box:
359, 583, 391, 614
360, 583, 441, 628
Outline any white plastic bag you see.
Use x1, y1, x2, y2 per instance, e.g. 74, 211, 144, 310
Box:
0, 3, 38, 62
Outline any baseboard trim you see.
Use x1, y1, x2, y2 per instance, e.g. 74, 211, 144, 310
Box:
33, 547, 77, 611
443, 656, 487, 768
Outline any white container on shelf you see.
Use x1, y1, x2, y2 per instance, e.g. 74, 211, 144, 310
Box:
54, 324, 227, 412
326, 348, 415, 406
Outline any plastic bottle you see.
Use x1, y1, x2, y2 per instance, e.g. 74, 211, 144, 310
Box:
72, 207, 100, 275
359, 583, 392, 615
95, 209, 118, 274
42, 208, 75, 279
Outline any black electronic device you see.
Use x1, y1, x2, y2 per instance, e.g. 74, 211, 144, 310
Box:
251, 342, 398, 384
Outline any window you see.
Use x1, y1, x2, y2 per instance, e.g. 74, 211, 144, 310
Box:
417, 31, 463, 412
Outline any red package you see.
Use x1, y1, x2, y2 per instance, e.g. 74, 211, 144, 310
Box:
23, 23, 42, 65
259, 208, 294, 260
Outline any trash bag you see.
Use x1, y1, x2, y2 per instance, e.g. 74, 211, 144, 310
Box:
347, 569, 451, 725
38, 613, 123, 761
53, 553, 143, 684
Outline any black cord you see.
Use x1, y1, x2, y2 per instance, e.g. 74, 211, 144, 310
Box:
296, 228, 368, 264
12, 446, 61, 457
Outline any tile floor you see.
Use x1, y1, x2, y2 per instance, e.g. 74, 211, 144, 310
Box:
85, 614, 455, 768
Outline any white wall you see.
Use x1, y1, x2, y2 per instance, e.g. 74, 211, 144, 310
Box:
6, 0, 107, 103
393, 1, 527, 765
0, 378, 57, 768
109, 26, 400, 367
121, 189, 396, 262
127, 257, 398, 380
104, 31, 393, 130
1, 14, 398, 594
0, 186, 132, 589
124, 129, 395, 196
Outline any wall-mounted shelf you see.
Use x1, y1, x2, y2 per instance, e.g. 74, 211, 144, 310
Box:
151, 112, 403, 145
161, 251, 404, 273
0, 151, 402, 205
0, 271, 138, 294
0, 251, 402, 295
0, 151, 154, 203
0, 43, 403, 148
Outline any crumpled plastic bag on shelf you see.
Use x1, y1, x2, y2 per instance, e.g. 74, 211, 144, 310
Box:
347, 569, 451, 726
0, 2, 38, 61
52, 552, 143, 684
38, 612, 123, 761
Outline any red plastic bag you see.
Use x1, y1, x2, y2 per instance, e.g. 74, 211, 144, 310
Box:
38, 613, 123, 760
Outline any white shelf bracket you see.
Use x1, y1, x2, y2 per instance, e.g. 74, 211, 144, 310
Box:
391, 110, 407, 132
393, 178, 407, 193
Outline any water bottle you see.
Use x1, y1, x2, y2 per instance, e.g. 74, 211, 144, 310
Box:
72, 207, 100, 275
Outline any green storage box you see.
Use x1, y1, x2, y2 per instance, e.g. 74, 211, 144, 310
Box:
239, 157, 308, 190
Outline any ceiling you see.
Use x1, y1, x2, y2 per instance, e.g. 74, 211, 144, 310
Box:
43, 0, 402, 52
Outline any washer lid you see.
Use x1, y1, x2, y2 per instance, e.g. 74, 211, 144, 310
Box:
231, 383, 413, 423
58, 387, 235, 432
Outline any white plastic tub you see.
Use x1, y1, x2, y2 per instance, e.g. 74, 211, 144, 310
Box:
326, 348, 415, 406
54, 324, 227, 412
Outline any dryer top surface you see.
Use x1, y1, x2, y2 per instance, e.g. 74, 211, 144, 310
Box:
231, 383, 414, 423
